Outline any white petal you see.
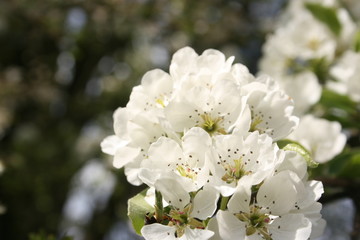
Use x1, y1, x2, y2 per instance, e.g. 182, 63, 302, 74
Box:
230, 63, 254, 85
100, 135, 127, 155
197, 49, 226, 72
154, 176, 190, 209
232, 104, 251, 135
310, 218, 326, 239
126, 112, 164, 148
165, 101, 197, 132
170, 47, 198, 81
207, 217, 222, 240
216, 210, 246, 240
113, 146, 140, 169
141, 69, 172, 93
257, 171, 297, 215
141, 223, 176, 240
138, 168, 163, 187
182, 127, 212, 166
276, 151, 307, 180
144, 137, 183, 170
182, 228, 214, 240
227, 179, 251, 214
113, 107, 129, 137
191, 186, 219, 220
245, 234, 264, 240
269, 214, 311, 240
299, 180, 324, 209
124, 166, 143, 186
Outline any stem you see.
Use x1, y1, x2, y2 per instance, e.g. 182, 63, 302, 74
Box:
220, 196, 230, 211
155, 190, 163, 222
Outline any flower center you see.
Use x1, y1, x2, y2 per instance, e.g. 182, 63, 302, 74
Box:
176, 165, 198, 180
155, 94, 169, 108
168, 205, 205, 238
199, 113, 226, 135
221, 158, 250, 184
307, 38, 320, 51
234, 206, 272, 240
250, 116, 263, 132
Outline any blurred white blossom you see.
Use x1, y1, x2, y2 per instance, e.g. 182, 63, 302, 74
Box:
329, 50, 360, 102
288, 115, 346, 163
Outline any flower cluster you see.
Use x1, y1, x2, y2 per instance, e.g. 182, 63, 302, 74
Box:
102, 47, 329, 239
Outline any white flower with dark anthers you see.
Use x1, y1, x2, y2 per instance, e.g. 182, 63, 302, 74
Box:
165, 79, 248, 136
141, 179, 218, 240
209, 132, 279, 196
139, 127, 213, 191
241, 79, 299, 140
328, 50, 360, 102
288, 115, 346, 163
126, 69, 174, 118
215, 171, 315, 240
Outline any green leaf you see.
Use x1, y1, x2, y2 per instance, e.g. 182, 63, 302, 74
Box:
305, 3, 342, 36
309, 57, 329, 85
327, 151, 353, 176
354, 31, 360, 52
127, 188, 154, 235
319, 89, 357, 114
339, 151, 360, 178
277, 139, 318, 168
315, 89, 360, 129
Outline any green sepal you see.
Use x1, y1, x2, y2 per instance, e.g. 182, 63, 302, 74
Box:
127, 188, 154, 235
305, 3, 342, 36
277, 139, 318, 168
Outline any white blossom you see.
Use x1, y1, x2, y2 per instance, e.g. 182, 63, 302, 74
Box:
103, 107, 176, 185
141, 180, 218, 240
139, 127, 213, 191
209, 132, 279, 196
126, 69, 174, 118
215, 171, 321, 240
241, 78, 299, 139
165, 79, 248, 135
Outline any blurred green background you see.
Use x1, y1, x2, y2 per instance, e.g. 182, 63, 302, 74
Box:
0, 0, 359, 240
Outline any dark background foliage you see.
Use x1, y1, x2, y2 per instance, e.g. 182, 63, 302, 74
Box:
0, 0, 359, 239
